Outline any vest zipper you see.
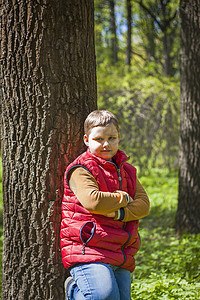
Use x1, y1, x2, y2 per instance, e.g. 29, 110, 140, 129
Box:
117, 168, 122, 189
119, 223, 131, 267
109, 158, 128, 190
107, 158, 131, 266
110, 158, 131, 267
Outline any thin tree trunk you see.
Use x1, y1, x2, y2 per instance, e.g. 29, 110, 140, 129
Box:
0, 0, 97, 299
109, 0, 118, 63
137, 0, 177, 75
175, 0, 200, 234
126, 0, 132, 65
163, 32, 173, 76
146, 18, 156, 62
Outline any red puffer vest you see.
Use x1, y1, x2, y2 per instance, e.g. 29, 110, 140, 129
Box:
60, 149, 140, 272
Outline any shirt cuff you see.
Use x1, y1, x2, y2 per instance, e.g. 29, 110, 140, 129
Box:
126, 194, 130, 203
118, 191, 130, 204
117, 208, 125, 221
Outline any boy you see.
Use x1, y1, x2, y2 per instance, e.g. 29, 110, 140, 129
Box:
60, 110, 150, 299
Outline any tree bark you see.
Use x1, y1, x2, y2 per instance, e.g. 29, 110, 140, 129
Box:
175, 0, 200, 234
126, 0, 132, 65
0, 0, 97, 299
109, 0, 118, 63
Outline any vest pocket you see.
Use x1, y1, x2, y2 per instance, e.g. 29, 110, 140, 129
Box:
80, 221, 96, 254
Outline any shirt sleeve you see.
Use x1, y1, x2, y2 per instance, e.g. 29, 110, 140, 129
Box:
121, 179, 150, 222
68, 167, 129, 214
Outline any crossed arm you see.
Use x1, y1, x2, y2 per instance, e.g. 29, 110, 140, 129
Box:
69, 167, 150, 222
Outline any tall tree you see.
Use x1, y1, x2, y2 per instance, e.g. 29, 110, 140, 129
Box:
136, 7, 156, 62
109, 0, 118, 63
0, 0, 97, 299
94, 0, 111, 65
175, 0, 200, 234
135, 0, 179, 76
126, 0, 132, 65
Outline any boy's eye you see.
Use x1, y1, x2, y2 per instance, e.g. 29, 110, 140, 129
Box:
95, 138, 103, 141
109, 136, 116, 140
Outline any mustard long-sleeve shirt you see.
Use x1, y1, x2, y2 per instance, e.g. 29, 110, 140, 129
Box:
68, 167, 150, 222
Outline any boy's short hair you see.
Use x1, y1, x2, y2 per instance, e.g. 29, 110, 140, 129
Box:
84, 110, 119, 136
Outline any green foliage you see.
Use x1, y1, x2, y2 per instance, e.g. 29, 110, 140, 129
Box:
95, 0, 180, 173
98, 64, 180, 173
94, 0, 180, 75
132, 169, 200, 299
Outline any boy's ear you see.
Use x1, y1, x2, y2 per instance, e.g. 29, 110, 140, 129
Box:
84, 134, 89, 147
118, 132, 120, 142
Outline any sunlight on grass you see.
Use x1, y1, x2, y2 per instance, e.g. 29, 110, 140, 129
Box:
132, 169, 200, 299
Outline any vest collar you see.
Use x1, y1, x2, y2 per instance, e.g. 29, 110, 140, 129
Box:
85, 148, 129, 168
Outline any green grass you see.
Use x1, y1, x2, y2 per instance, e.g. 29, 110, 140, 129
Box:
0, 159, 3, 297
0, 158, 2, 222
0, 166, 199, 298
0, 228, 2, 298
132, 168, 200, 299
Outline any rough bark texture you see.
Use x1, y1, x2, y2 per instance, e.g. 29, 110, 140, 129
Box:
175, 0, 200, 234
0, 0, 97, 299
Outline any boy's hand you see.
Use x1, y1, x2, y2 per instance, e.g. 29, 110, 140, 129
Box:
103, 195, 133, 219
103, 212, 115, 218
129, 196, 134, 203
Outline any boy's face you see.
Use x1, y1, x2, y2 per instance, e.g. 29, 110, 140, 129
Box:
84, 123, 120, 161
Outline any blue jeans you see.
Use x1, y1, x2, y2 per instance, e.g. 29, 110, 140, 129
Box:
67, 263, 131, 300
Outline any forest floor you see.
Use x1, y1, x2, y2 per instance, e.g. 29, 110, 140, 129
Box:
0, 168, 200, 299
132, 169, 200, 299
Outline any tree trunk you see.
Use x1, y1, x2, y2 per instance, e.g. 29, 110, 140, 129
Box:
146, 18, 156, 62
109, 0, 118, 63
137, 0, 177, 75
0, 0, 97, 299
175, 0, 200, 234
126, 0, 132, 65
163, 32, 173, 76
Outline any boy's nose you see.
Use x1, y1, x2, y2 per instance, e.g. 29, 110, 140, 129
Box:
103, 140, 109, 147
